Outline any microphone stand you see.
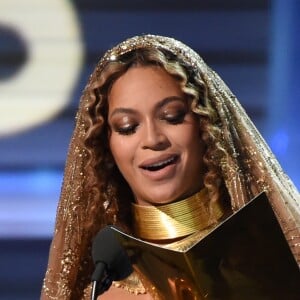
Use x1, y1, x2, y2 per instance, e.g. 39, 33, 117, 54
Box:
91, 281, 98, 300
90, 272, 113, 300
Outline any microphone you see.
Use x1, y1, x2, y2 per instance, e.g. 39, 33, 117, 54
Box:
91, 226, 133, 300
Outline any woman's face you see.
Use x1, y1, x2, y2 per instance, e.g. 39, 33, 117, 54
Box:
108, 65, 205, 205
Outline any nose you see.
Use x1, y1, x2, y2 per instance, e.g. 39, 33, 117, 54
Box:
141, 121, 170, 150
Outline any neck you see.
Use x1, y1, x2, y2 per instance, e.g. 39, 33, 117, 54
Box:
132, 188, 225, 241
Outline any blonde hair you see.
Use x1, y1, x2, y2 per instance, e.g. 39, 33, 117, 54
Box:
83, 47, 229, 235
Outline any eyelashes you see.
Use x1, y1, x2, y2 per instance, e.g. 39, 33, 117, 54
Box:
162, 110, 186, 125
113, 109, 187, 136
115, 124, 138, 135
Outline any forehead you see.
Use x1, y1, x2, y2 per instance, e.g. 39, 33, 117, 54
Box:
108, 65, 183, 109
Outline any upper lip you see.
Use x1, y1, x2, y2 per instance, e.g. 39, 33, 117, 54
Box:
139, 154, 179, 169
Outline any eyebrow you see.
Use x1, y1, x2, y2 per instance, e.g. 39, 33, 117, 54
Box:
109, 96, 186, 119
156, 96, 186, 109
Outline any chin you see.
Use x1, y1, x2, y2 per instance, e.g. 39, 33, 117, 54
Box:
140, 189, 184, 206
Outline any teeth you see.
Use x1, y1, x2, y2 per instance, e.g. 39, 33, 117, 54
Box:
144, 156, 176, 171
152, 157, 174, 168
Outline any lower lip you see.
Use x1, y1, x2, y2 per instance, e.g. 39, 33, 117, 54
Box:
140, 162, 178, 181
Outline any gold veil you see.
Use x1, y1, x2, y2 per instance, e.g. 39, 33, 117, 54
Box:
41, 35, 300, 299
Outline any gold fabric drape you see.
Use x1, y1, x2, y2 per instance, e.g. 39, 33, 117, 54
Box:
41, 35, 300, 300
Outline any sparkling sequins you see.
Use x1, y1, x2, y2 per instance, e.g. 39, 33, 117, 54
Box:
42, 34, 300, 300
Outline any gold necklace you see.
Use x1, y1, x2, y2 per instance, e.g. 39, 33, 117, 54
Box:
132, 188, 225, 240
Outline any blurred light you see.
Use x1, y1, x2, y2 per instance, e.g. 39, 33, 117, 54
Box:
0, 170, 62, 238
0, 0, 83, 136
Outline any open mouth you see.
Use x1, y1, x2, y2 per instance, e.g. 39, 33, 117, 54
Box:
140, 155, 178, 171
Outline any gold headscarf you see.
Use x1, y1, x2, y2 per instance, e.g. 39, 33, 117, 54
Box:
41, 35, 300, 299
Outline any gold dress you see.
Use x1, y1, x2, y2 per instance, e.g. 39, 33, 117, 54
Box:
41, 35, 300, 299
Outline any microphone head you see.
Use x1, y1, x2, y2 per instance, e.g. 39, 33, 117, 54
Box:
91, 226, 133, 281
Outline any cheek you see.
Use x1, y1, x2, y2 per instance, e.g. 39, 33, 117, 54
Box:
174, 122, 201, 149
109, 135, 135, 173
109, 136, 124, 163
178, 125, 204, 164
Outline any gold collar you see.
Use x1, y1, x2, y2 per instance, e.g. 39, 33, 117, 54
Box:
132, 188, 225, 240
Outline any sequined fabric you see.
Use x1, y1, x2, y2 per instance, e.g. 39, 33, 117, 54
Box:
41, 35, 300, 300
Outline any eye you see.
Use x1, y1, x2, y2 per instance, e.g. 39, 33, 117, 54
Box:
163, 109, 187, 125
110, 114, 139, 136
115, 124, 138, 135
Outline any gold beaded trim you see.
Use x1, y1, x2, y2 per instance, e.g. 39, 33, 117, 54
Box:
113, 271, 147, 295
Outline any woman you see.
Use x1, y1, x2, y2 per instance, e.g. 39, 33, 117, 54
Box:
41, 35, 300, 299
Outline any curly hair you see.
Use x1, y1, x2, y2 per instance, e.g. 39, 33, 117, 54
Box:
82, 47, 229, 236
